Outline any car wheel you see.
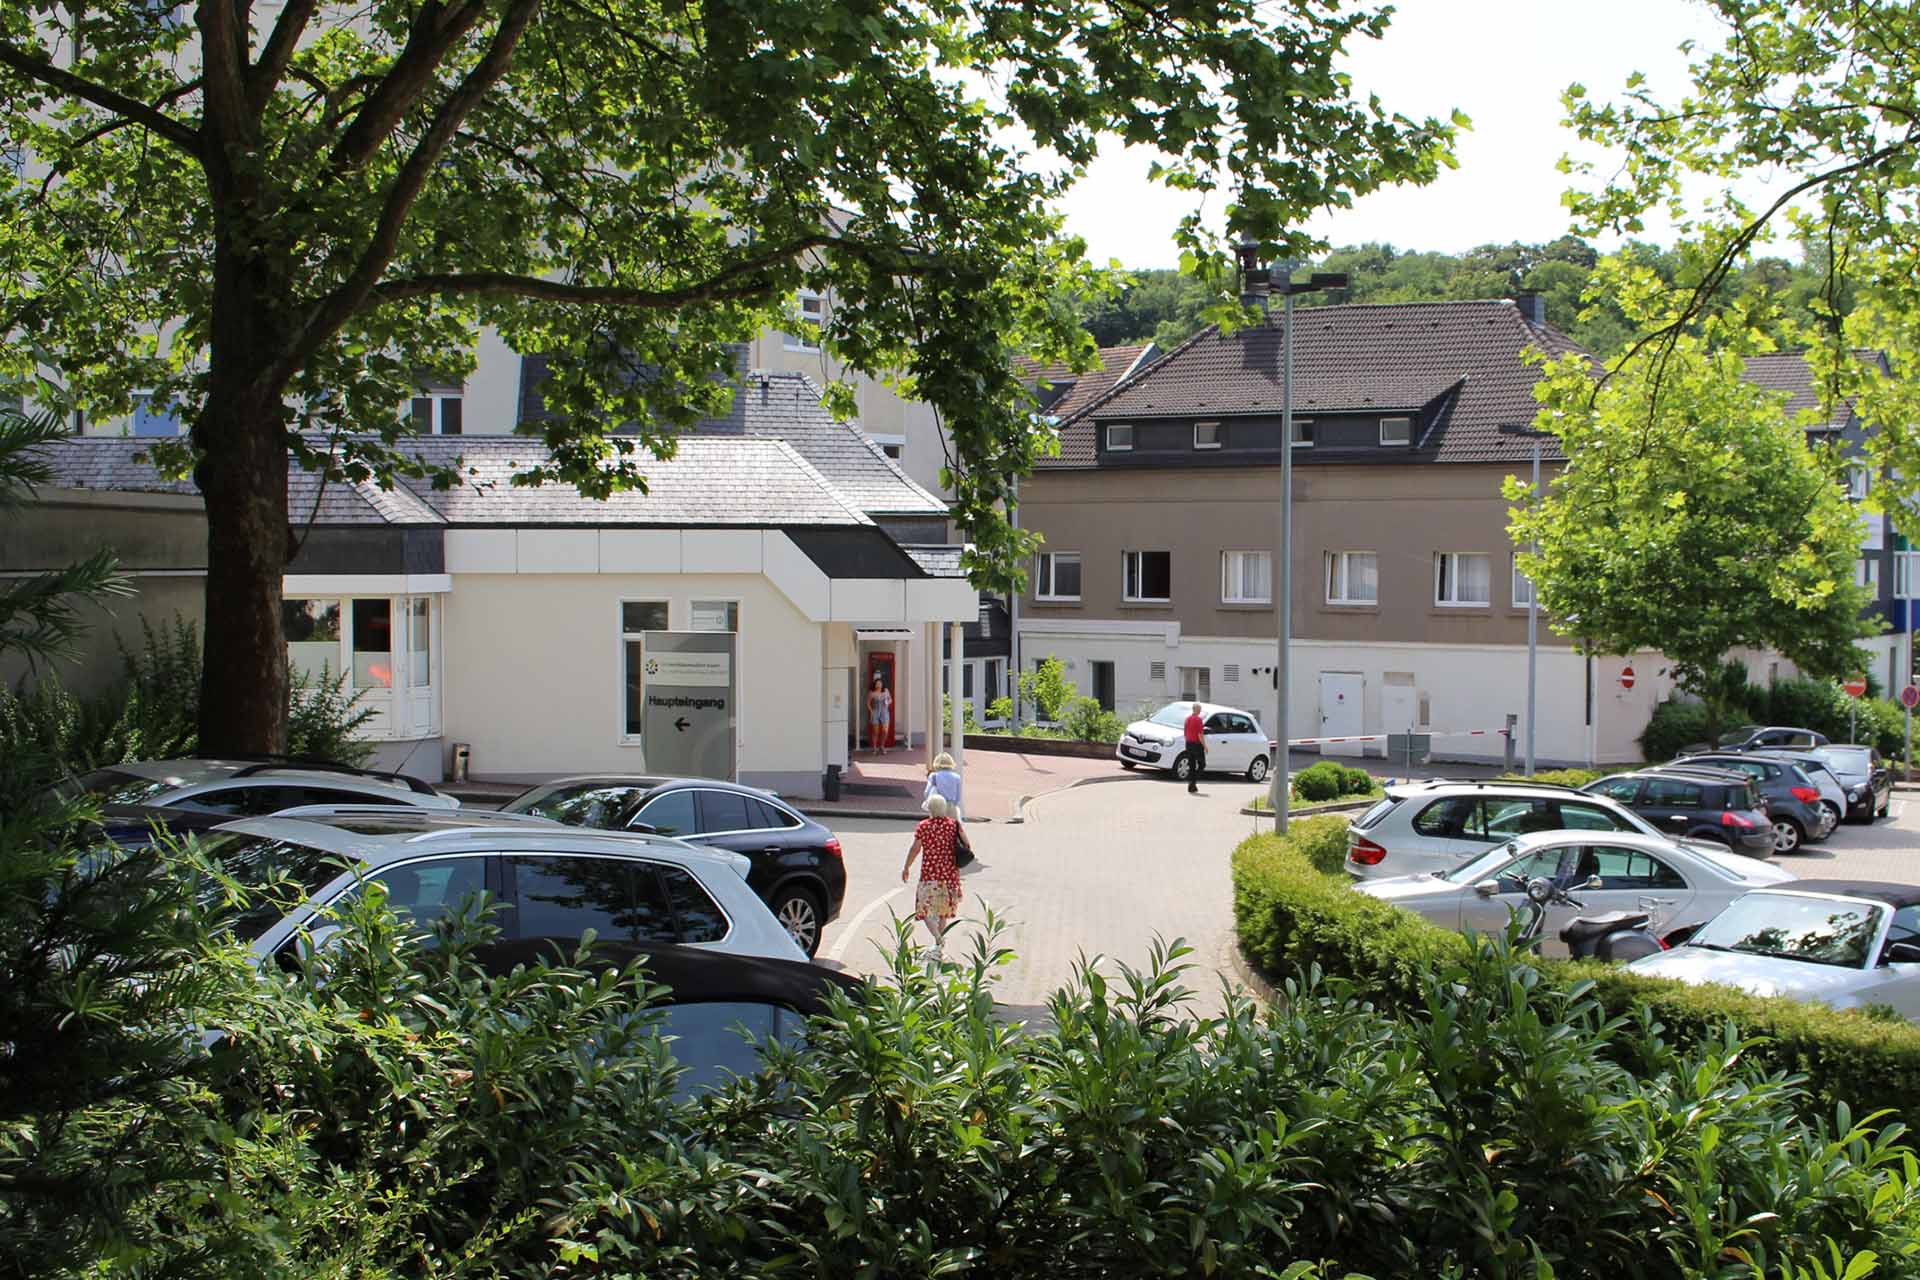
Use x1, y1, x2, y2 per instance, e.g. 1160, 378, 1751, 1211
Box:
1246, 755, 1270, 783
1819, 800, 1843, 831
771, 886, 825, 957
1771, 818, 1804, 855
1172, 754, 1194, 782
1879, 797, 1892, 819
1120, 760, 1136, 770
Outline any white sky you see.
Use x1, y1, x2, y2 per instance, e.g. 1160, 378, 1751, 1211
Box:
1054, 0, 1735, 267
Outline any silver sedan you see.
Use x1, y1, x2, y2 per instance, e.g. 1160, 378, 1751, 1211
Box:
1355, 830, 1795, 956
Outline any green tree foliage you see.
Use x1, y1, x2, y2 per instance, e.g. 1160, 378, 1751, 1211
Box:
1079, 236, 1847, 358
1560, 0, 1920, 506
0, 1, 1457, 754
1018, 653, 1074, 721
1508, 263, 1873, 735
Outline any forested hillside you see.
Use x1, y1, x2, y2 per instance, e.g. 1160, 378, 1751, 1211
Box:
1080, 238, 1850, 357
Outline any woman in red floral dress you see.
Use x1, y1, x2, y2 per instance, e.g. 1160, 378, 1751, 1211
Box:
901, 793, 963, 958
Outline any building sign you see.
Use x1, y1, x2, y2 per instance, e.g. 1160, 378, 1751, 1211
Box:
641, 631, 737, 780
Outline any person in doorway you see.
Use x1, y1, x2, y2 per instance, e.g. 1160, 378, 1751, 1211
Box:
1183, 703, 1206, 793
902, 793, 963, 959
923, 751, 963, 820
867, 672, 893, 752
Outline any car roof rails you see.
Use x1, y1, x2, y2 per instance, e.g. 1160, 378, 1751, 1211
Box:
1644, 763, 1748, 782
225, 758, 441, 797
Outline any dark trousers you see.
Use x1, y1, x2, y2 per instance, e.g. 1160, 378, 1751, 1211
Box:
1183, 742, 1206, 789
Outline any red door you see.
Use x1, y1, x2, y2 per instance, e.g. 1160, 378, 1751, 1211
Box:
866, 651, 898, 749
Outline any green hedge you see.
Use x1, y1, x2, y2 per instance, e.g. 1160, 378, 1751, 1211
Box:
1232, 818, 1920, 1120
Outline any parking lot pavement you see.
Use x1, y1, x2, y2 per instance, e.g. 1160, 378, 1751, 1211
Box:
812, 762, 1920, 1013
1777, 792, 1919, 881
816, 768, 1281, 1016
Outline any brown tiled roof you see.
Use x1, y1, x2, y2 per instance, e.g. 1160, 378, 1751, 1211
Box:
1044, 300, 1582, 466
1742, 350, 1882, 432
1018, 343, 1156, 430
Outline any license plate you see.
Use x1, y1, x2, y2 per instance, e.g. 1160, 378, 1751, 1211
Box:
1123, 746, 1157, 761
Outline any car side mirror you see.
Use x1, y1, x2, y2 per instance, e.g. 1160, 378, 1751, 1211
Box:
1884, 942, 1920, 966
1473, 880, 1499, 898
627, 821, 658, 835
1585, 875, 1604, 891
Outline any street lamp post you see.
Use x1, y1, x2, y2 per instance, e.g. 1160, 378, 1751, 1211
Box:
1236, 237, 1345, 834
1499, 423, 1553, 777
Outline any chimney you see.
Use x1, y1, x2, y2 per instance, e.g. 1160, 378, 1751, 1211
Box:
1513, 290, 1546, 326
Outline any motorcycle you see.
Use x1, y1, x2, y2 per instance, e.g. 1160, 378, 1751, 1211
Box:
1513, 875, 1675, 963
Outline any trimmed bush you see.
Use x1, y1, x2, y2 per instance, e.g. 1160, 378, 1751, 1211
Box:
1639, 698, 1713, 760
1334, 763, 1373, 796
1232, 825, 1920, 1122
1290, 759, 1343, 801
1058, 694, 1125, 743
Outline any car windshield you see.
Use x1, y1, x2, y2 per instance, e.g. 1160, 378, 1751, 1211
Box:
191, 832, 354, 940
1687, 893, 1884, 968
1717, 725, 1761, 746
504, 782, 646, 828
49, 767, 179, 807
1815, 748, 1871, 777
1149, 704, 1194, 728
1443, 841, 1524, 884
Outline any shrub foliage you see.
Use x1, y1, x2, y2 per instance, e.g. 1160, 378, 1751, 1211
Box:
1642, 669, 1910, 761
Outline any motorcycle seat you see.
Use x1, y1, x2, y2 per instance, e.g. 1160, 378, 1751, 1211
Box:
1559, 911, 1651, 945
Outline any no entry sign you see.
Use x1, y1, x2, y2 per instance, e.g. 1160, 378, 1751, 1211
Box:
1618, 665, 1636, 691
1844, 675, 1869, 698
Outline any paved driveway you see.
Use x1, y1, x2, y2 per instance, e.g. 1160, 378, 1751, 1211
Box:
814, 766, 1920, 1016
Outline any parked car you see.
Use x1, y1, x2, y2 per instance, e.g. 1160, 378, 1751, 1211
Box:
1709, 725, 1831, 753
1115, 702, 1271, 782
1629, 880, 1920, 1017
499, 776, 845, 956
1354, 830, 1795, 956
1810, 745, 1893, 822
1665, 753, 1834, 846
1580, 767, 1778, 857
455, 937, 864, 1097
1344, 780, 1669, 881
1740, 749, 1850, 833
49, 757, 458, 817
187, 807, 810, 964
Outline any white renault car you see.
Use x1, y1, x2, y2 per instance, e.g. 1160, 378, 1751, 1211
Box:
1355, 829, 1795, 956
1629, 880, 1920, 1016
1116, 702, 1272, 783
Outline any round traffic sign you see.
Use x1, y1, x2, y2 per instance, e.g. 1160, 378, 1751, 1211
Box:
1618, 664, 1636, 691
1902, 683, 1920, 710
1844, 675, 1868, 698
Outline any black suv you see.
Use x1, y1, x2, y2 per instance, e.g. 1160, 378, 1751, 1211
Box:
1581, 766, 1775, 857
1666, 752, 1832, 852
499, 776, 846, 956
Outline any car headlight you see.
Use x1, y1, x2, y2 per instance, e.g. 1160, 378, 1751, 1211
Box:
1849, 785, 1867, 800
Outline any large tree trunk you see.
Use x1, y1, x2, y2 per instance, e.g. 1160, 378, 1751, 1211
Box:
194, 227, 295, 756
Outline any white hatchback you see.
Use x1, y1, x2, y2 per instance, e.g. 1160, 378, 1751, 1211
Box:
1115, 702, 1271, 783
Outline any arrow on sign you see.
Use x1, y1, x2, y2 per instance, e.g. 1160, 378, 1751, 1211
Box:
674, 717, 690, 732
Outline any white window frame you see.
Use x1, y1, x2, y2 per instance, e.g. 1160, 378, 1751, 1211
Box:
1859, 556, 1881, 592
1194, 421, 1222, 450
618, 599, 672, 744
1106, 423, 1134, 452
1847, 463, 1872, 501
410, 391, 463, 435
1325, 551, 1379, 605
1511, 554, 1535, 608
1034, 552, 1082, 602
1220, 550, 1272, 604
1380, 416, 1412, 446
866, 431, 906, 461
1897, 551, 1919, 600
1433, 551, 1492, 608
784, 289, 826, 352
1122, 549, 1172, 604
1290, 418, 1314, 448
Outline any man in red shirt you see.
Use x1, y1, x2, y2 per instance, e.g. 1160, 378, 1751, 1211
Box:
1183, 703, 1206, 793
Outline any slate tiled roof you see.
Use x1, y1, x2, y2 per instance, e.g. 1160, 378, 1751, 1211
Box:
32, 435, 874, 528
902, 544, 966, 578
518, 349, 946, 517
1044, 300, 1581, 466
1742, 351, 1881, 432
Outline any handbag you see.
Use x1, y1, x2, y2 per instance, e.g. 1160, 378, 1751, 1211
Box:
952, 820, 975, 868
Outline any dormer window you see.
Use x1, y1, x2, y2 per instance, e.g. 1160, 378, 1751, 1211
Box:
1380, 416, 1412, 446
1194, 421, 1222, 450
1106, 423, 1134, 452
